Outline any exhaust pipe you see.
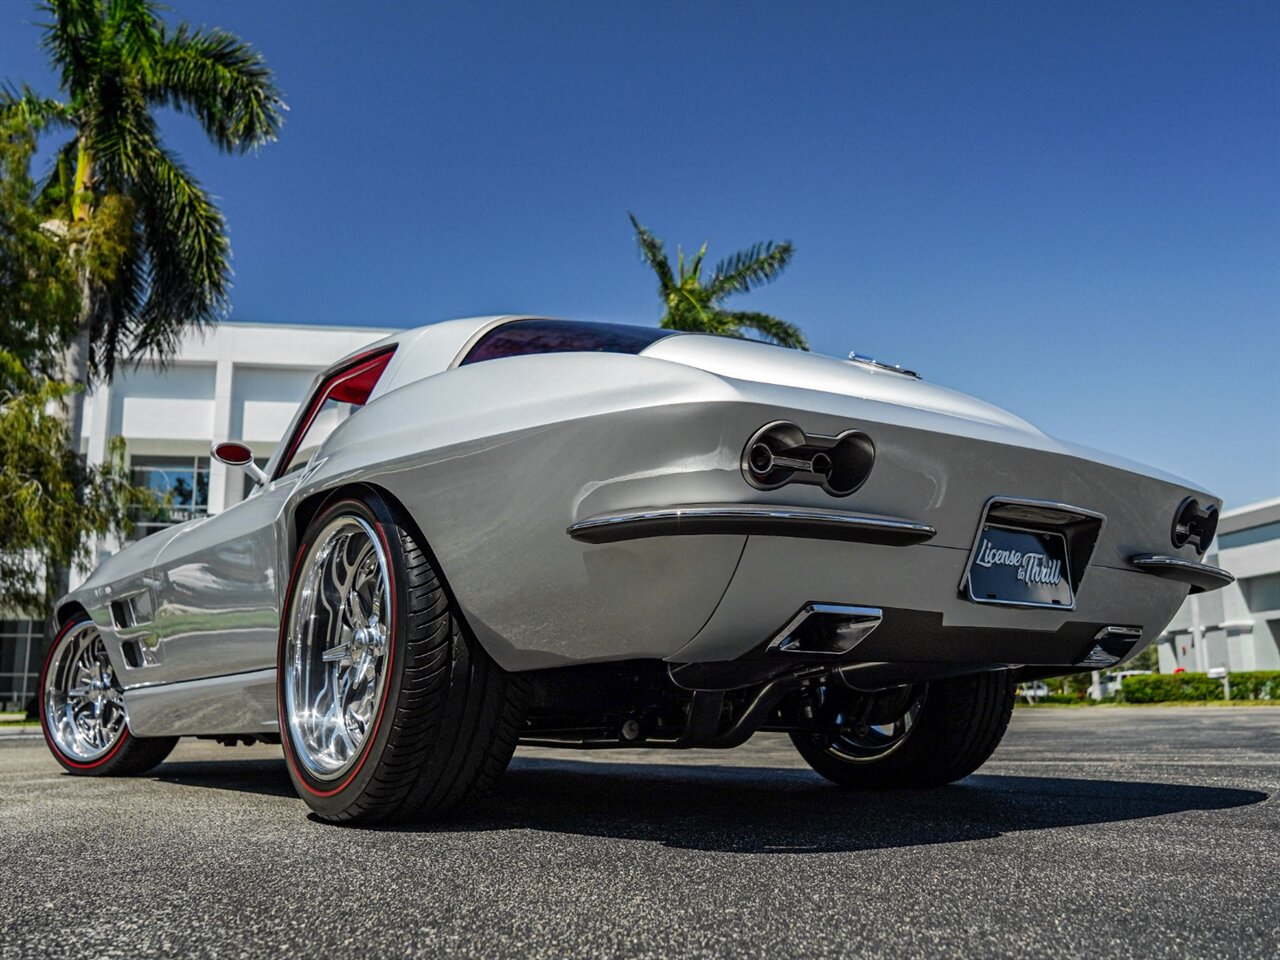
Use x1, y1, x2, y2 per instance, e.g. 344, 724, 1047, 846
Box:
767, 603, 883, 657
1075, 625, 1143, 668
743, 421, 875, 497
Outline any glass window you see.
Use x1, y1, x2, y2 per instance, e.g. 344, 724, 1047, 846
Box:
0, 619, 42, 712
280, 399, 357, 477
273, 347, 396, 481
459, 319, 673, 366
130, 456, 210, 539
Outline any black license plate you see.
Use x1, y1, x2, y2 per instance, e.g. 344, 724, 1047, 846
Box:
965, 524, 1074, 609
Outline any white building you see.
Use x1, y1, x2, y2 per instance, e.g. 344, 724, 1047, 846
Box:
1, 321, 395, 710
1156, 498, 1280, 673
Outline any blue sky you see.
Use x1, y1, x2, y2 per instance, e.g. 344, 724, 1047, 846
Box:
2, 0, 1277, 507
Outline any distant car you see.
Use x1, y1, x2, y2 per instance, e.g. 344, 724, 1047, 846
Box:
1097, 669, 1155, 699
1017, 681, 1051, 700
39, 316, 1234, 823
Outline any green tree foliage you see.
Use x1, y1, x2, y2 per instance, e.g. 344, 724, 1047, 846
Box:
0, 121, 152, 616
628, 213, 808, 350
0, 0, 285, 383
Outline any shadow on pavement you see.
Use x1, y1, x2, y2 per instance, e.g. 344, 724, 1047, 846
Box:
149, 753, 1267, 853
419, 756, 1266, 853
155, 757, 296, 798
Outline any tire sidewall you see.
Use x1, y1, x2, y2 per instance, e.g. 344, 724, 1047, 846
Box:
40, 615, 134, 774
278, 493, 410, 817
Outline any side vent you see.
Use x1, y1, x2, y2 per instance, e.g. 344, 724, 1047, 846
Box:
742, 421, 875, 497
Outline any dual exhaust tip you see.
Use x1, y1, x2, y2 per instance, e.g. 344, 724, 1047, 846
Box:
768, 604, 883, 657
743, 421, 875, 498
1172, 498, 1218, 555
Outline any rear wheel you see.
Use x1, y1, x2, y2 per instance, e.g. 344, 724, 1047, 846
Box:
790, 670, 1016, 789
279, 492, 524, 823
40, 617, 177, 776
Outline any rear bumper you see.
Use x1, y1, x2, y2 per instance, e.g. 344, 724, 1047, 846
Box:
664, 533, 1190, 678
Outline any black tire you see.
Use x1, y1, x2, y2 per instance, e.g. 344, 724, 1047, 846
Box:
40, 616, 178, 777
790, 670, 1016, 789
279, 492, 525, 823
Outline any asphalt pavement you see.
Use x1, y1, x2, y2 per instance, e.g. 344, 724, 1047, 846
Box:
2, 707, 1277, 959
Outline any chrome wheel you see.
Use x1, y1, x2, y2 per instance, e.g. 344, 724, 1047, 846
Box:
285, 515, 392, 781
44, 621, 128, 762
822, 685, 926, 763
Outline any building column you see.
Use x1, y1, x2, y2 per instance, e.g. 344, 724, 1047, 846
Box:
85, 381, 112, 466
208, 359, 235, 514
72, 383, 115, 591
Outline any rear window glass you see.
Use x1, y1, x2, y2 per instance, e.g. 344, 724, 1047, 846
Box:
459, 319, 672, 366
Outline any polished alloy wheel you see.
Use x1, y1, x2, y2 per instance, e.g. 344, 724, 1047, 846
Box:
44, 621, 128, 762
822, 685, 926, 763
285, 515, 393, 780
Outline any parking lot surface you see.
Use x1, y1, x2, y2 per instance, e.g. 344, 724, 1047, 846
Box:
2, 706, 1277, 959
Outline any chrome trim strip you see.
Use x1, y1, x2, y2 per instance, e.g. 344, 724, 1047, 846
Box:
566, 504, 937, 546
766, 603, 883, 656
123, 668, 279, 737
1129, 555, 1235, 594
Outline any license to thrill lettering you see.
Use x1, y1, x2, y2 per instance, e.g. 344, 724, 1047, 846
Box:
975, 536, 1063, 585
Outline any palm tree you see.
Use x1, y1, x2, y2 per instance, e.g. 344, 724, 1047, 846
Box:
1, 0, 285, 441
628, 213, 807, 350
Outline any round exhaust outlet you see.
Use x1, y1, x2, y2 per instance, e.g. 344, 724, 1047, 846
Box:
1171, 497, 1218, 554
742, 421, 875, 497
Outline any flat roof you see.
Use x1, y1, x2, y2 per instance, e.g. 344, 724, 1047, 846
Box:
1219, 497, 1280, 536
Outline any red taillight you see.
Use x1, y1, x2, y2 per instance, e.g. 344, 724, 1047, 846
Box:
327, 350, 395, 405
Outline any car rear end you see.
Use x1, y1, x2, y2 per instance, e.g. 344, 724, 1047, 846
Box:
574, 334, 1231, 686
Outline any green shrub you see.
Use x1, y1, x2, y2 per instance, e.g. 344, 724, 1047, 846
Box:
1119, 671, 1280, 703
1039, 692, 1081, 705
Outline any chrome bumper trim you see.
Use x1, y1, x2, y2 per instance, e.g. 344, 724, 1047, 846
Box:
1129, 555, 1234, 594
567, 504, 937, 546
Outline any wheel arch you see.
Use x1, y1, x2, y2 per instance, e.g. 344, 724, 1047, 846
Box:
54, 600, 90, 630
287, 481, 480, 650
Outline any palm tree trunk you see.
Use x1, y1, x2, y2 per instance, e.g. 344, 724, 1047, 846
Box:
51, 139, 97, 621
62, 322, 91, 449
71, 140, 92, 222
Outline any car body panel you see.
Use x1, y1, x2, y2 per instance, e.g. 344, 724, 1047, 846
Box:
51, 316, 1222, 738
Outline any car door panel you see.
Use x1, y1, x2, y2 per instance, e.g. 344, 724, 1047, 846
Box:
141, 477, 296, 686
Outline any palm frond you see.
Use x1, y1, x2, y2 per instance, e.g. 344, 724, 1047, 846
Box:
37, 0, 104, 100
721, 311, 809, 350
146, 24, 285, 151
125, 144, 229, 367
0, 85, 74, 132
105, 0, 162, 63
84, 76, 157, 184
628, 212, 675, 295
85, 216, 145, 379
33, 137, 78, 215
707, 240, 793, 301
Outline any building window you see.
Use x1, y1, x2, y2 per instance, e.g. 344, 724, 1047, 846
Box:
1217, 521, 1280, 551
0, 619, 44, 712
130, 455, 211, 539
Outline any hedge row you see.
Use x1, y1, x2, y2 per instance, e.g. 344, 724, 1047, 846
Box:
1119, 671, 1280, 703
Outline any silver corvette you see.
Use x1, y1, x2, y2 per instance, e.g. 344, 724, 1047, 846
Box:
40, 316, 1233, 821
